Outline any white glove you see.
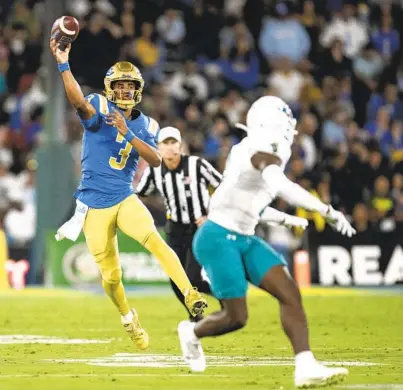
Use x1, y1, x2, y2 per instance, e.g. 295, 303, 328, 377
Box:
265, 214, 308, 230
324, 205, 356, 237
282, 214, 309, 230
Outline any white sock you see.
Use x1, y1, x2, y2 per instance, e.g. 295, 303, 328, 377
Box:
121, 310, 134, 324
295, 350, 316, 370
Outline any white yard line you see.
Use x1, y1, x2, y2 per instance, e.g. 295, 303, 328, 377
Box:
0, 373, 227, 378
228, 347, 403, 352
338, 385, 403, 389
0, 336, 400, 351
43, 354, 384, 368
0, 329, 117, 332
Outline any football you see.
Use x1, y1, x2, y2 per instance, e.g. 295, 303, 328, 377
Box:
51, 16, 79, 51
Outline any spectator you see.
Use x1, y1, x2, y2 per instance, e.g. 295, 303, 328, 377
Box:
66, 0, 91, 19
371, 175, 394, 220
365, 147, 391, 191
367, 83, 403, 121
394, 192, 403, 222
353, 43, 384, 92
183, 103, 203, 132
338, 75, 355, 119
295, 175, 327, 233
184, 0, 221, 59
94, 0, 116, 18
352, 203, 371, 235
320, 2, 368, 59
212, 90, 248, 127
186, 130, 204, 156
0, 148, 22, 227
268, 57, 304, 109
223, 0, 247, 18
322, 107, 348, 149
3, 74, 46, 136
380, 119, 403, 162
156, 8, 186, 60
296, 113, 318, 170
315, 75, 339, 119
5, 22, 41, 93
204, 115, 231, 163
70, 12, 123, 89
219, 19, 253, 59
319, 39, 352, 78
287, 157, 306, 182
6, 0, 41, 41
299, 0, 323, 63
156, 8, 186, 46
391, 173, 403, 201
371, 14, 400, 62
23, 105, 44, 150
216, 135, 233, 172
259, 2, 311, 68
364, 106, 390, 139
121, 22, 165, 84
218, 36, 259, 91
391, 171, 403, 222
4, 156, 36, 245
141, 83, 172, 124
120, 0, 135, 38
168, 60, 208, 112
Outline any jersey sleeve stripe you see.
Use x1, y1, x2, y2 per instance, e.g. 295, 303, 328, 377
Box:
147, 117, 159, 135
98, 95, 109, 115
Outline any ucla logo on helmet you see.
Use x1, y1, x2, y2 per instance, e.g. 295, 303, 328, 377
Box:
121, 74, 134, 79
106, 67, 114, 76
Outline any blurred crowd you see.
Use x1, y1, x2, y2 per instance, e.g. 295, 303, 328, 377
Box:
0, 0, 43, 252
0, 0, 403, 258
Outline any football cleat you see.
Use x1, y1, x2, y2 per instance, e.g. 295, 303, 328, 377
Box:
122, 309, 149, 350
183, 287, 208, 317
295, 364, 348, 388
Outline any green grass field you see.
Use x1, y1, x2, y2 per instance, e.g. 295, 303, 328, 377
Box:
0, 287, 402, 390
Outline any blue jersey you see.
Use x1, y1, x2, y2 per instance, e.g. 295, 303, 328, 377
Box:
74, 93, 159, 208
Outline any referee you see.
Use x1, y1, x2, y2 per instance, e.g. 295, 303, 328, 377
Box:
137, 126, 222, 321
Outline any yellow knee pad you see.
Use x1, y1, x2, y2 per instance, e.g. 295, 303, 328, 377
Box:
94, 251, 122, 285
101, 267, 122, 285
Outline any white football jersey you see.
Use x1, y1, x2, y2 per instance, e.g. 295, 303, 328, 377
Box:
208, 136, 291, 235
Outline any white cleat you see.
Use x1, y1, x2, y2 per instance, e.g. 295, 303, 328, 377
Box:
295, 364, 348, 388
177, 320, 206, 372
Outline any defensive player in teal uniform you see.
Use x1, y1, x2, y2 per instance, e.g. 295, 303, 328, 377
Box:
50, 39, 207, 349
178, 96, 355, 387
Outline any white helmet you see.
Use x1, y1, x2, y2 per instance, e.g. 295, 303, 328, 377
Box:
237, 96, 298, 146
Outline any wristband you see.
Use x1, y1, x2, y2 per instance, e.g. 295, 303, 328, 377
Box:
58, 62, 70, 73
124, 129, 136, 143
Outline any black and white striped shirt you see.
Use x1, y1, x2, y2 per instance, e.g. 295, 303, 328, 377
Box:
136, 155, 222, 224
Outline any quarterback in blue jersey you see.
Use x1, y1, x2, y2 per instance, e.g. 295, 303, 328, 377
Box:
50, 39, 207, 349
